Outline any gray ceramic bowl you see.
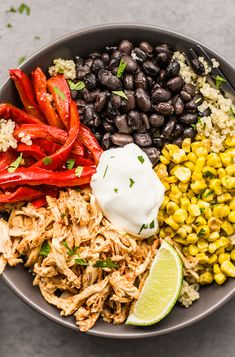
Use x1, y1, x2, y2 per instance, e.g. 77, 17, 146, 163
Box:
1, 24, 235, 339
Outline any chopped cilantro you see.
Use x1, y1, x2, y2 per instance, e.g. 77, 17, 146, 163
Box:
6, 23, 13, 28
204, 190, 214, 198
34, 35, 41, 41
129, 178, 135, 188
62, 242, 79, 256
75, 166, 83, 177
112, 90, 128, 100
53, 86, 66, 100
39, 242, 50, 256
198, 228, 206, 237
138, 224, 148, 235
150, 220, 155, 229
75, 255, 89, 266
116, 59, 127, 78
203, 171, 215, 179
230, 107, 235, 117
18, 56, 26, 65
66, 159, 75, 170
103, 165, 108, 178
114, 188, 118, 193
6, 6, 17, 13
8, 153, 23, 172
68, 80, 85, 91
199, 208, 205, 214
18, 3, 30, 15
196, 188, 207, 199
42, 157, 52, 165
191, 124, 196, 129
138, 155, 145, 164
93, 258, 118, 269
214, 75, 226, 90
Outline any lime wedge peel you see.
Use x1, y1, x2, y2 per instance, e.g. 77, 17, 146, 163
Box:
126, 240, 183, 326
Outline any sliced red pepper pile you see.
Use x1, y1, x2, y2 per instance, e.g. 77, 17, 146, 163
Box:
0, 68, 103, 204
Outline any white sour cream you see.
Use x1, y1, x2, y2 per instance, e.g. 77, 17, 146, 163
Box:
91, 143, 165, 238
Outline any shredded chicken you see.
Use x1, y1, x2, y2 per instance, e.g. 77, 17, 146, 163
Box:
0, 189, 158, 332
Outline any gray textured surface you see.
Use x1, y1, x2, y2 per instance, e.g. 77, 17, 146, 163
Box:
0, 0, 235, 356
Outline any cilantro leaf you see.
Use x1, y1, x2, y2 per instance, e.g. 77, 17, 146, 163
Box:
66, 159, 75, 170
197, 228, 206, 238
203, 171, 215, 179
34, 35, 41, 41
138, 224, 148, 235
53, 86, 66, 100
62, 242, 79, 256
112, 91, 128, 100
214, 75, 226, 90
129, 178, 135, 188
114, 188, 118, 193
68, 80, 85, 91
138, 155, 145, 164
116, 59, 127, 78
18, 56, 26, 65
39, 242, 50, 256
150, 220, 155, 229
42, 157, 52, 165
93, 258, 118, 269
6, 23, 13, 28
6, 7, 17, 13
18, 3, 30, 15
8, 153, 23, 172
191, 124, 196, 129
103, 165, 108, 178
75, 255, 89, 266
204, 189, 214, 198
199, 208, 205, 214
75, 166, 83, 177
230, 107, 235, 117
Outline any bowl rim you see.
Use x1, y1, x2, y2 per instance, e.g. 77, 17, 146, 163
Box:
1, 23, 235, 339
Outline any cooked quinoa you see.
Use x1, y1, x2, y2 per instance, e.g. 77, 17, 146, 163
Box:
173, 51, 235, 153
0, 118, 17, 152
178, 280, 200, 308
48, 58, 76, 80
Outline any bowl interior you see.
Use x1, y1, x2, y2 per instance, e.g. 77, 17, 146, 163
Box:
1, 24, 235, 338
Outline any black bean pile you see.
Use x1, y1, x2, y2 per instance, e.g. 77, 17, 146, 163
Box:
71, 40, 207, 165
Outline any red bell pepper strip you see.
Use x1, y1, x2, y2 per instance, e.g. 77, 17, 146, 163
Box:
17, 143, 46, 161
0, 166, 96, 189
69, 154, 95, 167
0, 187, 45, 203
0, 150, 17, 170
35, 101, 80, 170
32, 189, 58, 208
9, 69, 46, 122
78, 124, 103, 165
0, 103, 44, 125
47, 75, 71, 128
31, 67, 64, 129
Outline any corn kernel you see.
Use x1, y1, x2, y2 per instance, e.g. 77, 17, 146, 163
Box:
206, 153, 222, 168
221, 176, 235, 190
186, 215, 195, 224
182, 225, 193, 234
173, 209, 188, 223
182, 138, 191, 153
216, 247, 225, 255
195, 147, 208, 157
214, 273, 226, 285
197, 239, 208, 252
213, 264, 221, 274
197, 225, 210, 238
160, 196, 169, 210
225, 136, 235, 147
209, 179, 222, 195
219, 152, 232, 166
176, 227, 187, 239
188, 244, 198, 256
217, 193, 232, 203
204, 207, 213, 219
187, 189, 195, 199
172, 149, 187, 164
221, 221, 234, 235
225, 164, 235, 176
229, 197, 235, 210
159, 229, 166, 239
221, 260, 235, 277
202, 189, 215, 202
202, 166, 217, 179
188, 204, 201, 216
183, 247, 189, 256
201, 139, 211, 151
178, 182, 189, 193
208, 231, 220, 242
164, 216, 179, 230
220, 237, 229, 248
217, 168, 227, 179
160, 155, 170, 165
187, 152, 197, 164
174, 167, 191, 183
218, 253, 230, 265
166, 202, 179, 215
191, 180, 207, 194
161, 146, 172, 160
208, 254, 217, 265
199, 271, 213, 285
194, 157, 206, 173
195, 216, 207, 226
186, 233, 198, 244
228, 211, 235, 223
230, 249, 235, 261
213, 204, 230, 218
165, 176, 178, 184
184, 161, 195, 172
196, 252, 209, 264
191, 141, 201, 153
208, 217, 222, 232
154, 163, 168, 179
173, 237, 187, 245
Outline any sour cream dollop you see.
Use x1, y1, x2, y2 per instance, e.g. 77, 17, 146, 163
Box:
91, 143, 165, 238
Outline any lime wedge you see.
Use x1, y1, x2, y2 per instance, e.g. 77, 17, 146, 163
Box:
126, 240, 183, 326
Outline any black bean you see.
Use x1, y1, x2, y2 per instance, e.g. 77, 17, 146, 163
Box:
111, 94, 122, 109
111, 133, 134, 146
128, 111, 142, 130
98, 69, 122, 90
167, 76, 184, 92
156, 52, 169, 67
152, 137, 163, 148
118, 40, 133, 54
70, 90, 78, 100
84, 58, 93, 69
174, 96, 184, 115
101, 52, 110, 64
134, 133, 152, 147
75, 56, 84, 68
115, 114, 133, 134
89, 51, 101, 59
76, 99, 86, 116
123, 74, 134, 90
172, 123, 183, 138
135, 72, 147, 90
139, 41, 153, 54
88, 89, 101, 102
77, 64, 90, 79
146, 76, 155, 89
143, 60, 160, 76
103, 120, 115, 133
180, 90, 192, 102
182, 126, 196, 139
155, 44, 172, 57
105, 46, 117, 53
84, 73, 97, 91
173, 137, 183, 147
149, 113, 164, 128
141, 113, 150, 130
185, 99, 199, 111
83, 104, 101, 127
142, 147, 160, 166
199, 107, 211, 117
109, 50, 122, 70
121, 55, 138, 73
94, 92, 107, 112
179, 113, 198, 125
166, 60, 180, 77
155, 102, 174, 116
152, 87, 171, 102
94, 131, 103, 142
102, 133, 112, 150
158, 69, 167, 83
135, 88, 151, 112
161, 117, 176, 137
131, 47, 147, 62
80, 88, 92, 102
190, 58, 205, 76
125, 92, 136, 112
106, 101, 119, 120
183, 83, 196, 97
